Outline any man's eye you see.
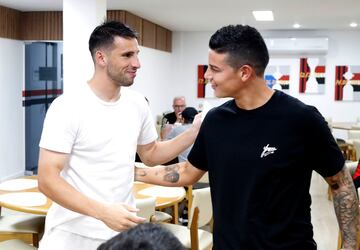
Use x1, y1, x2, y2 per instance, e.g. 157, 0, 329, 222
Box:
123, 53, 132, 58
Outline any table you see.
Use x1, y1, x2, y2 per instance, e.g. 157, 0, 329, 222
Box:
0, 176, 185, 223
332, 122, 355, 130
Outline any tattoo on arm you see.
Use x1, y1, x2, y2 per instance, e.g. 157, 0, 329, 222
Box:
134, 169, 146, 181
329, 167, 359, 249
163, 165, 180, 183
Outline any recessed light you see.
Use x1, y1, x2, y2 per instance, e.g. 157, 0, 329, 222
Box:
293, 23, 301, 29
252, 11, 274, 21
350, 22, 358, 28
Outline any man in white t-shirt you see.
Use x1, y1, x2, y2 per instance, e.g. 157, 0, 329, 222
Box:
37, 21, 200, 250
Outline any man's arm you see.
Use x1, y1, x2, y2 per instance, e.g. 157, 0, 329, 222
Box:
38, 148, 145, 231
325, 166, 359, 249
135, 161, 206, 187
137, 114, 201, 166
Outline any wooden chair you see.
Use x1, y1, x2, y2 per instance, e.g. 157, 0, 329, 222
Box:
0, 239, 37, 250
161, 187, 213, 250
135, 197, 172, 223
0, 215, 45, 247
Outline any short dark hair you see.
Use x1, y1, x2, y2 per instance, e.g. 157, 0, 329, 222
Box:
181, 107, 198, 123
97, 223, 184, 250
209, 25, 269, 76
89, 21, 138, 59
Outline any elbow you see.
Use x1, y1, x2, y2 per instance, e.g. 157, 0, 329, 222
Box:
37, 171, 47, 195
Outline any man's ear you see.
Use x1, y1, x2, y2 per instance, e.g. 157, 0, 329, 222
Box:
238, 65, 254, 82
95, 50, 107, 66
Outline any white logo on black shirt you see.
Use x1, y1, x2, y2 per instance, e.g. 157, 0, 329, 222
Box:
261, 144, 277, 158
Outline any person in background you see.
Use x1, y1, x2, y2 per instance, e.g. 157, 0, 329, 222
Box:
160, 96, 186, 139
166, 107, 198, 162
97, 223, 184, 250
37, 21, 200, 250
134, 24, 359, 249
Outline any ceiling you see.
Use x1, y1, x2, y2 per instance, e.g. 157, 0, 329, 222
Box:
1, 0, 359, 32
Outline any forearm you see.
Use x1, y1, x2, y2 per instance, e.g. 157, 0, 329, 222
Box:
141, 127, 198, 166
328, 168, 359, 249
38, 172, 104, 220
135, 162, 198, 186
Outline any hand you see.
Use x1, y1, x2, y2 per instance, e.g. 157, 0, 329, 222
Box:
99, 202, 146, 231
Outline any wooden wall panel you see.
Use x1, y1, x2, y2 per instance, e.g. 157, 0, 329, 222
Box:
155, 25, 167, 51
0, 6, 21, 39
142, 20, 156, 49
107, 10, 125, 23
0, 6, 172, 52
21, 11, 62, 40
124, 11, 142, 44
166, 29, 172, 52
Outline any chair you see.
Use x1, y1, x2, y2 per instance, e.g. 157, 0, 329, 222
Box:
353, 140, 360, 160
0, 239, 37, 250
347, 130, 360, 144
0, 215, 45, 247
135, 197, 172, 223
161, 187, 213, 250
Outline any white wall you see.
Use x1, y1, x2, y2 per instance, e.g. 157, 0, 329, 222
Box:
0, 38, 25, 181
169, 30, 360, 122
130, 46, 175, 120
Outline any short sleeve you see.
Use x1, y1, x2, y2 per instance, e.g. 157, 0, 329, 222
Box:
305, 106, 344, 177
137, 100, 158, 145
187, 119, 209, 171
39, 96, 76, 153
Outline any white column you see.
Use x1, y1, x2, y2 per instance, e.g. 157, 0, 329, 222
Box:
63, 0, 106, 93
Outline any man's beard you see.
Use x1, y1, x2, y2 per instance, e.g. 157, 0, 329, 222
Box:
107, 68, 134, 87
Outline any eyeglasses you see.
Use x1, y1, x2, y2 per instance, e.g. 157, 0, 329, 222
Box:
173, 105, 185, 109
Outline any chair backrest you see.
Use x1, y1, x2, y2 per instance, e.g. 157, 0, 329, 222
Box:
348, 130, 360, 140
188, 187, 212, 229
135, 197, 156, 223
198, 172, 209, 183
353, 140, 360, 160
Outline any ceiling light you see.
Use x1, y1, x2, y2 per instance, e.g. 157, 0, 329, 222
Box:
252, 11, 274, 21
293, 23, 301, 29
350, 22, 358, 28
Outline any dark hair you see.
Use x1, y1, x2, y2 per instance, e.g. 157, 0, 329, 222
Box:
209, 25, 269, 76
181, 107, 198, 123
89, 21, 138, 59
97, 223, 184, 250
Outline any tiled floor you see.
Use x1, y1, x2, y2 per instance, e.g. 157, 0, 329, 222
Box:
311, 172, 338, 250
2, 172, 339, 249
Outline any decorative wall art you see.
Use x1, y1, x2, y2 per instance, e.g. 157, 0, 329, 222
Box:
197, 65, 216, 98
299, 57, 326, 94
265, 65, 290, 94
334, 65, 360, 101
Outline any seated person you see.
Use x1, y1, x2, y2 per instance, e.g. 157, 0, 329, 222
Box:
166, 107, 198, 162
160, 96, 186, 139
97, 223, 184, 250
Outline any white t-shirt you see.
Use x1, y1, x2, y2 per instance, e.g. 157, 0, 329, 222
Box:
39, 83, 157, 239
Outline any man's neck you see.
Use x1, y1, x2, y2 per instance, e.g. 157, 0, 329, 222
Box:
234, 78, 274, 110
88, 73, 121, 102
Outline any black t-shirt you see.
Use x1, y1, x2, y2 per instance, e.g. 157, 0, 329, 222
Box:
188, 90, 344, 250
162, 112, 177, 124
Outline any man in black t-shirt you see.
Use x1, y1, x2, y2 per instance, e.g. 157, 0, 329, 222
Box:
135, 25, 359, 250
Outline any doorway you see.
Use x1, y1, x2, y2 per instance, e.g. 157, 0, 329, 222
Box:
24, 42, 63, 173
